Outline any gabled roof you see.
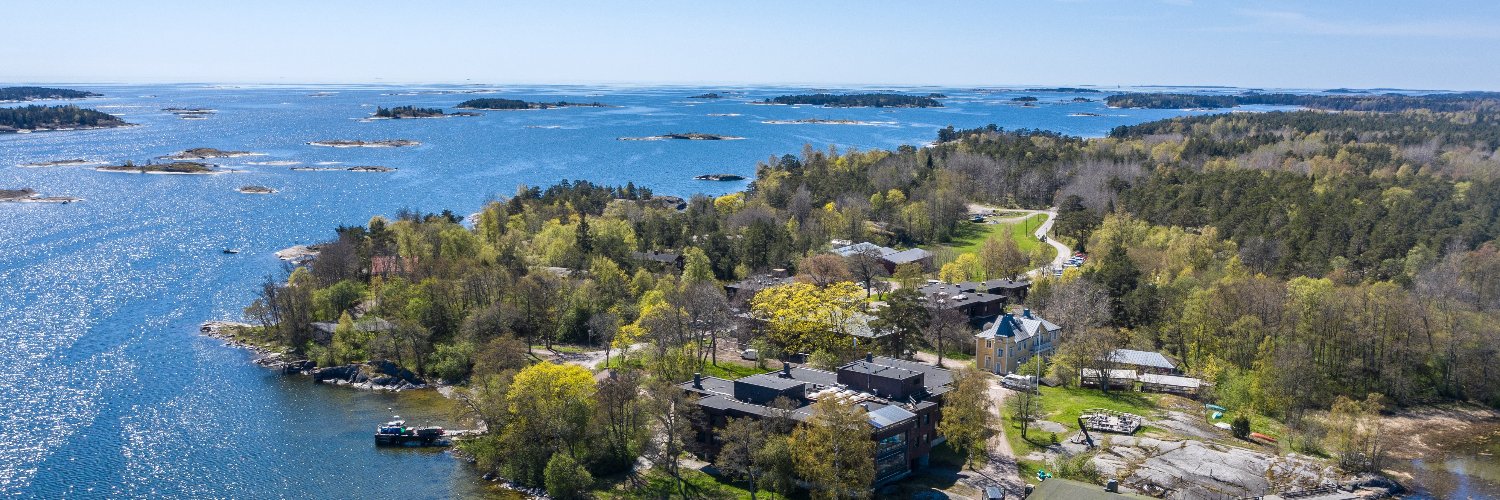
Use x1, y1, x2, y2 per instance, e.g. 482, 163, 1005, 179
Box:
882, 248, 932, 264
1108, 349, 1176, 370
831, 241, 896, 257
976, 311, 1061, 341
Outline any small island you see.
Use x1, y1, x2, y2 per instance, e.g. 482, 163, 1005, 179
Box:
290, 165, 396, 173
307, 139, 421, 148
456, 98, 609, 110
0, 188, 81, 203
761, 93, 942, 108
688, 93, 722, 99
693, 174, 745, 181
160, 148, 260, 160
19, 159, 104, 168
0, 105, 128, 133
1068, 112, 1104, 117
761, 118, 894, 126
371, 106, 478, 119
1011, 96, 1039, 102
927, 93, 948, 98
1023, 87, 1102, 93
617, 133, 744, 141
164, 108, 215, 119
97, 161, 220, 174
1070, 97, 1094, 102
237, 185, 277, 194
0, 87, 101, 102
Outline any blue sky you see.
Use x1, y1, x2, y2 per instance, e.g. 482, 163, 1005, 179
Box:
5, 0, 1498, 89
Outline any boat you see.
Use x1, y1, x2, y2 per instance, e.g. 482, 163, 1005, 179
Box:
222, 248, 240, 254
374, 419, 448, 447
1242, 429, 1278, 441
1205, 403, 1227, 412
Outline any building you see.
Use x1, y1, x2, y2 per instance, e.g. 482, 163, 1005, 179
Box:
1105, 349, 1178, 375
680, 355, 953, 486
831, 241, 934, 273
975, 309, 1062, 374
631, 250, 684, 269
723, 272, 794, 299
917, 281, 1008, 326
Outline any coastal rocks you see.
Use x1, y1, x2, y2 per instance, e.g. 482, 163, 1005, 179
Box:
1089, 435, 1344, 499
312, 360, 427, 391
159, 147, 259, 160
275, 244, 320, 264
0, 188, 82, 203
617, 132, 744, 141
18, 159, 104, 168
237, 185, 277, 194
306, 139, 420, 148
693, 173, 745, 181
289, 165, 396, 173
163, 108, 215, 119
96, 161, 222, 174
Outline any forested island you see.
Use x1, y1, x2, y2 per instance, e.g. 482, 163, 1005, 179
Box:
371, 106, 479, 119
218, 90, 1500, 499
0, 105, 127, 133
0, 86, 100, 102
687, 93, 722, 99
762, 93, 943, 107
456, 98, 609, 110
1105, 90, 1500, 112
1011, 96, 1038, 102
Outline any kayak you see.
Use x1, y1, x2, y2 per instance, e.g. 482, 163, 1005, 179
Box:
1250, 432, 1277, 443
1205, 404, 1227, 412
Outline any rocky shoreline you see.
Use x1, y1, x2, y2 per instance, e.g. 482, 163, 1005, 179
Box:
618, 132, 744, 141
0, 188, 82, 203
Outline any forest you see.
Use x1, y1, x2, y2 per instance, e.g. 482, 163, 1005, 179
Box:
764, 93, 943, 108
1105, 91, 1500, 112
0, 105, 126, 132
0, 86, 100, 101
373, 105, 448, 118
235, 93, 1500, 496
457, 98, 609, 110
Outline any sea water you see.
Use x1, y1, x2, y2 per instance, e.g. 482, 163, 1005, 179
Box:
0, 84, 1232, 498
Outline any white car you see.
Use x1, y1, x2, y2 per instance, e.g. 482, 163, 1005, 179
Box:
740, 348, 758, 360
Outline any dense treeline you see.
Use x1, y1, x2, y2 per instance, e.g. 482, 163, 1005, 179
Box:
457, 98, 608, 110
374, 105, 447, 118
0, 105, 126, 132
765, 93, 942, 108
0, 86, 99, 101
1105, 91, 1500, 112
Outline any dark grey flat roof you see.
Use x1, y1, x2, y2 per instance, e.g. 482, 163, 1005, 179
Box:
738, 373, 807, 391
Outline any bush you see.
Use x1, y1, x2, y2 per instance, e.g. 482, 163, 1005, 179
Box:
1231, 415, 1252, 439
1047, 451, 1100, 483
543, 452, 593, 500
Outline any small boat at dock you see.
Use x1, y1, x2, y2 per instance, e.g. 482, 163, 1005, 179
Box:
375, 420, 448, 447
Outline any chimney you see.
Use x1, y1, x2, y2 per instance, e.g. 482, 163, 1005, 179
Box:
692, 373, 702, 389
1105, 479, 1119, 493
781, 363, 791, 378
1023, 308, 1033, 319
865, 352, 874, 363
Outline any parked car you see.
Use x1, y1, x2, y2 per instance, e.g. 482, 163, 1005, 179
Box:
739, 348, 758, 360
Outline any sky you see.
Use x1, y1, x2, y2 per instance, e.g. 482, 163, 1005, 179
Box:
4, 0, 1499, 90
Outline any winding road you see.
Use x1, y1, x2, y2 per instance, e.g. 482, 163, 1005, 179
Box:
968, 205, 1072, 276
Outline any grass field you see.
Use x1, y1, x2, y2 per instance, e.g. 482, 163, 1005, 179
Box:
940, 213, 1053, 260
1005, 385, 1165, 456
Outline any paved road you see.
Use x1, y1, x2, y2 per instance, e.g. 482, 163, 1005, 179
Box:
967, 204, 1073, 277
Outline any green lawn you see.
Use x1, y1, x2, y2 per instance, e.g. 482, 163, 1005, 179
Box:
1005, 385, 1165, 456
939, 213, 1053, 259
597, 468, 790, 500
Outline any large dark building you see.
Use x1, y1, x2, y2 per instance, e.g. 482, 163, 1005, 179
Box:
679, 355, 954, 485
916, 278, 1030, 326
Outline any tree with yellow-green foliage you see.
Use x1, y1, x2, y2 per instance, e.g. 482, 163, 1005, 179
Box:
750, 281, 865, 357
792, 397, 875, 499
939, 253, 984, 283
496, 362, 596, 487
